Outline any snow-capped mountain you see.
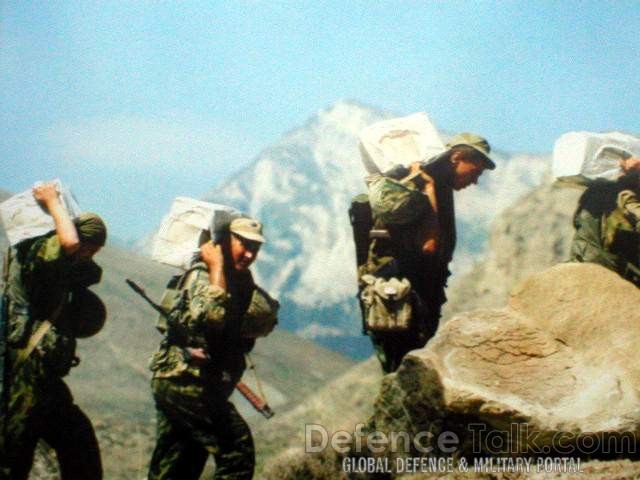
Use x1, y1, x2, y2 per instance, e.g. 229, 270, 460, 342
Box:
202, 100, 550, 358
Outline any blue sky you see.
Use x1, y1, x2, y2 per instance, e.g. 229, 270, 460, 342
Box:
1, 1, 639, 241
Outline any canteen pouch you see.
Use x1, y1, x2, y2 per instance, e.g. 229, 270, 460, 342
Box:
360, 274, 412, 331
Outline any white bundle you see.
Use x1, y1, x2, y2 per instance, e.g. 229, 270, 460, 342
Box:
0, 180, 82, 246
151, 197, 240, 269
358, 112, 445, 174
553, 131, 640, 181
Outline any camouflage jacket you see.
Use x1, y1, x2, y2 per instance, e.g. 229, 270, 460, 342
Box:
362, 159, 457, 313
570, 178, 640, 285
5, 234, 100, 378
150, 262, 277, 394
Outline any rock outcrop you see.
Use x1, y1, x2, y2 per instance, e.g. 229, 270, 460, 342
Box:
445, 182, 582, 317
371, 263, 640, 462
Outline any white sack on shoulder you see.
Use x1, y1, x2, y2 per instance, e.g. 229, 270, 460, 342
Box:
151, 197, 241, 269
358, 112, 445, 174
553, 131, 640, 181
0, 179, 82, 246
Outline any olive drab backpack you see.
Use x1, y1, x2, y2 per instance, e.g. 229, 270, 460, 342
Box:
155, 264, 207, 340
240, 286, 279, 339
366, 173, 428, 226
349, 194, 415, 333
348, 194, 374, 270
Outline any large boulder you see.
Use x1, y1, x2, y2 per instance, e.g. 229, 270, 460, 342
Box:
371, 263, 640, 461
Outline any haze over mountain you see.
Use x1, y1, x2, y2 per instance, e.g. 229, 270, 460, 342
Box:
199, 100, 550, 357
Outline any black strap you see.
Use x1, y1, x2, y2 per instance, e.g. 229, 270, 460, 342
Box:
177, 263, 208, 290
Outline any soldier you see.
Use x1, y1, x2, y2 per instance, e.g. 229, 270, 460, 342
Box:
148, 216, 278, 480
570, 155, 640, 285
0, 182, 107, 479
356, 133, 495, 373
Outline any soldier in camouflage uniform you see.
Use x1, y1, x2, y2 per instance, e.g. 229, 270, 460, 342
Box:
0, 183, 107, 479
148, 216, 278, 480
570, 155, 640, 286
360, 134, 495, 373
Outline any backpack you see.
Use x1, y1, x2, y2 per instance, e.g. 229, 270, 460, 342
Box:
349, 195, 416, 333
367, 174, 429, 226
155, 264, 206, 338
348, 194, 374, 269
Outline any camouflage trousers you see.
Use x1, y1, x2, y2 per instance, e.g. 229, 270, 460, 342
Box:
0, 360, 102, 480
149, 377, 255, 480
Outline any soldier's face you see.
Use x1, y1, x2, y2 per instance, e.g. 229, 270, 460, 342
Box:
229, 233, 261, 271
620, 157, 640, 174
73, 243, 101, 263
451, 152, 487, 190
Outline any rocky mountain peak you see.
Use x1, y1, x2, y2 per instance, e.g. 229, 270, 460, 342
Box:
313, 100, 388, 136
197, 102, 551, 356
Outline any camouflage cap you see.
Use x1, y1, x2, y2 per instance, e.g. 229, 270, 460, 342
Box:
446, 133, 496, 170
229, 217, 265, 243
74, 213, 107, 246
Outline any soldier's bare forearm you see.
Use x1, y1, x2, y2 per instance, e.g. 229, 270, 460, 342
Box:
33, 184, 80, 254
208, 265, 227, 291
49, 202, 80, 254
201, 242, 227, 291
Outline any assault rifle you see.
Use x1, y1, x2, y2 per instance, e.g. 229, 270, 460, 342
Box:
125, 278, 274, 419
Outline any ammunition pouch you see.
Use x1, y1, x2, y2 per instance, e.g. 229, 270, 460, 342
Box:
240, 287, 279, 338
360, 274, 413, 332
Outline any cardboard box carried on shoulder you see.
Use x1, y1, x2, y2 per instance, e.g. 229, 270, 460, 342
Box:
151, 197, 241, 270
0, 180, 82, 246
553, 131, 640, 181
358, 112, 446, 174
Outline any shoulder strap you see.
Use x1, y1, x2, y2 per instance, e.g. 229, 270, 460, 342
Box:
177, 263, 208, 290
13, 290, 68, 371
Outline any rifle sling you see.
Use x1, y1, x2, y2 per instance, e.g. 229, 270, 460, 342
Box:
14, 292, 67, 371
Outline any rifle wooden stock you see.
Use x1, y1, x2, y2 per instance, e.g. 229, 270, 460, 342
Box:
235, 381, 274, 419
